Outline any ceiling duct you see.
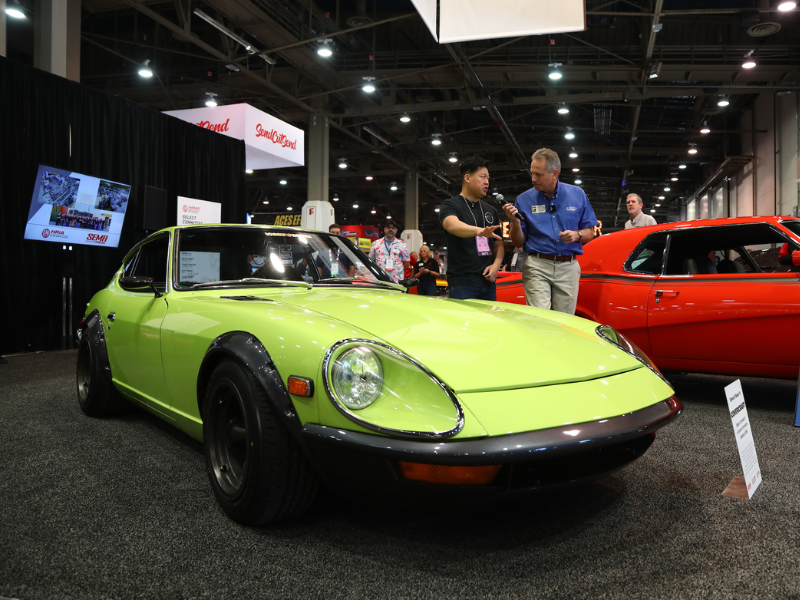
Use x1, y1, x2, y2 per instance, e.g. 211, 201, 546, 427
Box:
347, 0, 373, 27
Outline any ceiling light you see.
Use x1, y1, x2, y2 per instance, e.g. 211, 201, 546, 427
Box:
717, 98, 730, 107
434, 207, 440, 213
664, 187, 670, 192
399, 115, 411, 123
565, 132, 575, 140
431, 134, 442, 146
679, 164, 687, 169
205, 92, 218, 107
655, 203, 661, 207
558, 106, 570, 114
659, 196, 665, 200
246, 169, 253, 174
671, 177, 678, 181
362, 76, 377, 93
574, 179, 582, 184
5, 6, 26, 18
778, 2, 796, 11
138, 59, 153, 78
332, 195, 339, 202
365, 176, 373, 181
650, 209, 656, 213
338, 162, 347, 169
280, 179, 288, 185
569, 152, 578, 158
648, 61, 662, 79
700, 127, 710, 134
548, 63, 563, 80
742, 60, 756, 69
448, 155, 458, 163
353, 203, 359, 209
390, 183, 398, 191
688, 148, 698, 154
572, 168, 580, 172
262, 200, 269, 204
287, 206, 292, 211
386, 215, 392, 219
317, 39, 333, 57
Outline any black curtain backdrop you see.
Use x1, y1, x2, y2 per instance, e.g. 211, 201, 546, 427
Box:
0, 57, 247, 354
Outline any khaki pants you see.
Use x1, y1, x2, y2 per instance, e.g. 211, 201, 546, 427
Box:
522, 255, 581, 314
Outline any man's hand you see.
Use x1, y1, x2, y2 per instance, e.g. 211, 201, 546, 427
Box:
502, 203, 520, 221
478, 225, 503, 240
483, 263, 499, 282
559, 230, 578, 244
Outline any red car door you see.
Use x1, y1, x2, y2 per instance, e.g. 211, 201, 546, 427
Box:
646, 223, 800, 378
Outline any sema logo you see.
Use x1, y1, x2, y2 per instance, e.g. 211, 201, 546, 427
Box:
86, 233, 109, 244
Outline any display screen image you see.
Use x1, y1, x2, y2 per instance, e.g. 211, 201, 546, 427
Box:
23, 165, 132, 248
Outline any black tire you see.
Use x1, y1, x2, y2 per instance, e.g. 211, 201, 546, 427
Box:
76, 335, 126, 417
203, 359, 319, 525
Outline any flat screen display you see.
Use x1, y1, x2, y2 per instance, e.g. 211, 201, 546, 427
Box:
23, 165, 132, 248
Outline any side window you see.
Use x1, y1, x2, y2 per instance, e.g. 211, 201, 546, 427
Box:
625, 232, 667, 275
122, 235, 169, 292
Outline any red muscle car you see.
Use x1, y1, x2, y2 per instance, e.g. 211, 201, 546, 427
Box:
498, 216, 800, 379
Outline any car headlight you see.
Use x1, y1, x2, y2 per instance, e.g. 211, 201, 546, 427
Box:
323, 339, 464, 439
330, 346, 383, 410
596, 325, 671, 386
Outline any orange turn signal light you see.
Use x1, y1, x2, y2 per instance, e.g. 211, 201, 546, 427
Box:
287, 376, 313, 397
397, 461, 501, 486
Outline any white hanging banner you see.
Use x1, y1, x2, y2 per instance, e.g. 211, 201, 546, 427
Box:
724, 380, 762, 499
164, 104, 305, 171
410, 0, 438, 42
435, 0, 585, 44
177, 196, 221, 225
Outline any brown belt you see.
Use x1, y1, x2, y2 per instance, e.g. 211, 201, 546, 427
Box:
530, 252, 574, 263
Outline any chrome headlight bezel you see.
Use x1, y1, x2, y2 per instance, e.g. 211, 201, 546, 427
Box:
596, 325, 672, 387
322, 338, 464, 439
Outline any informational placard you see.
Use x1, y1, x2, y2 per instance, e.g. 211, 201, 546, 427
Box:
724, 380, 762, 499
176, 196, 221, 225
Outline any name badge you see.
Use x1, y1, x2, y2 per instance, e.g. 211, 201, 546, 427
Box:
476, 236, 492, 256
531, 205, 546, 214
385, 258, 395, 269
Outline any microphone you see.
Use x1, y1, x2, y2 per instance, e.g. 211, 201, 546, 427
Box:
495, 194, 523, 220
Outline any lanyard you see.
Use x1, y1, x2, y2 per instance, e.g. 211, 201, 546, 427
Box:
383, 239, 393, 254
460, 195, 486, 228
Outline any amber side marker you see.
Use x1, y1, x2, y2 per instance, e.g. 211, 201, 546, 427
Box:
397, 462, 501, 486
287, 376, 313, 397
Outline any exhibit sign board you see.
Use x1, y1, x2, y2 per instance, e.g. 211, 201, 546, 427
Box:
724, 380, 762, 498
413, 0, 585, 44
164, 104, 305, 171
177, 197, 221, 225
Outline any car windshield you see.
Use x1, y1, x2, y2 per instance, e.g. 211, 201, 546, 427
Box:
173, 227, 393, 289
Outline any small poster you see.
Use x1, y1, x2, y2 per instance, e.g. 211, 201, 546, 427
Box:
724, 380, 762, 499
177, 196, 221, 225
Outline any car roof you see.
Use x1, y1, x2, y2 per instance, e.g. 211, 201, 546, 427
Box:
613, 215, 800, 235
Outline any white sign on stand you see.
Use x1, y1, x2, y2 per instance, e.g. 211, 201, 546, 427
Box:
177, 196, 221, 225
724, 380, 762, 499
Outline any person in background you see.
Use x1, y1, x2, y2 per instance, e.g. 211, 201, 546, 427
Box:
318, 223, 355, 278
503, 148, 597, 314
624, 193, 657, 229
368, 221, 410, 283
433, 250, 445, 274
413, 245, 440, 296
439, 155, 504, 300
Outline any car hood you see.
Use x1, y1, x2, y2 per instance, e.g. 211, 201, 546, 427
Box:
265, 288, 643, 393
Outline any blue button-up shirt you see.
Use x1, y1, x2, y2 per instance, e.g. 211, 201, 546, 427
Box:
515, 181, 598, 256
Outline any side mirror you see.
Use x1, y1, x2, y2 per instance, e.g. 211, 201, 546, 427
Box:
399, 277, 419, 289
119, 276, 163, 297
793, 250, 800, 267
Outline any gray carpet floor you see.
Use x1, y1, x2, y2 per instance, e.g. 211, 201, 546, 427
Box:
1, 350, 799, 600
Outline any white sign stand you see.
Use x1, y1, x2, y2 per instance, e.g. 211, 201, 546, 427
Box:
176, 196, 221, 225
723, 380, 762, 499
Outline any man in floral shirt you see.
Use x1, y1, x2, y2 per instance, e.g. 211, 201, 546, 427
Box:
369, 221, 410, 282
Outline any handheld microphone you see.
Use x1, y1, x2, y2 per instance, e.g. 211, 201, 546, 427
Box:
495, 194, 523, 220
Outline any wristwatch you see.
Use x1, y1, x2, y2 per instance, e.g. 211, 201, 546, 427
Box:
578, 230, 583, 239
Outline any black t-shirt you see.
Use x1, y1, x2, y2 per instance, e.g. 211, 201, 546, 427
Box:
438, 195, 502, 288
414, 257, 440, 283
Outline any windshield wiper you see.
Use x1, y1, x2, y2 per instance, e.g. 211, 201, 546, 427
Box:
315, 277, 401, 290
189, 278, 311, 290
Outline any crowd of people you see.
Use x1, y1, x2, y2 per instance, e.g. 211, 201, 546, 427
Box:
53, 211, 110, 230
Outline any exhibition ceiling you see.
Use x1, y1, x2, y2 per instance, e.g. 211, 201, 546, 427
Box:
8, 0, 800, 243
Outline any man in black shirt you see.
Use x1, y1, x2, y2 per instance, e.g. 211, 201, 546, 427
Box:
438, 156, 504, 300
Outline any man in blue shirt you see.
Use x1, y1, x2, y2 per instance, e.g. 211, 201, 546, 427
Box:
502, 148, 598, 314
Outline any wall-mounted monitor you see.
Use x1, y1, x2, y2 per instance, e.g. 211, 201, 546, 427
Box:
23, 165, 132, 248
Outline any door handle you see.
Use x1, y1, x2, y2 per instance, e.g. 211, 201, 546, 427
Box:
107, 313, 116, 322
654, 290, 679, 296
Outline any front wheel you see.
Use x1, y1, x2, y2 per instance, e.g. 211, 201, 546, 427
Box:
203, 359, 319, 525
76, 335, 126, 417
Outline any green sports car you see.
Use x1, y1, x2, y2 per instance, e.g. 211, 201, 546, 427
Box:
77, 224, 681, 525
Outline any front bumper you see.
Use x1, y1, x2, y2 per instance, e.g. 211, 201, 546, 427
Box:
301, 396, 681, 499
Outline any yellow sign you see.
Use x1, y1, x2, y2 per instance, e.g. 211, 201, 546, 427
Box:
272, 214, 303, 226
357, 237, 371, 250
